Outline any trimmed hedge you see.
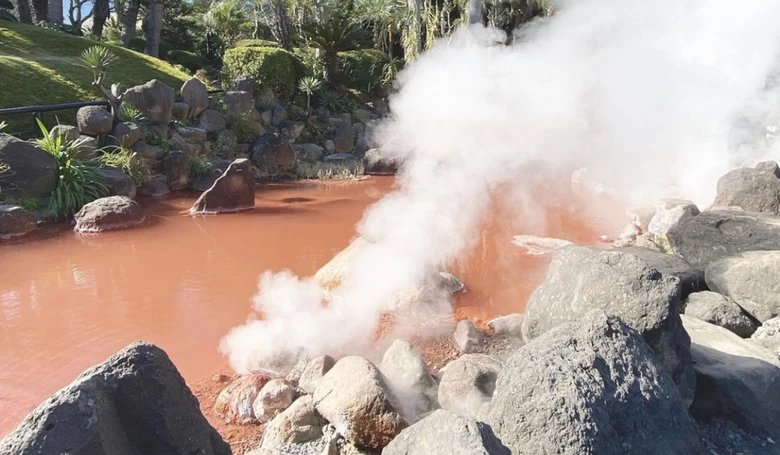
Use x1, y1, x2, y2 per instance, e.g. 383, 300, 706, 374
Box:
338, 49, 388, 91
222, 46, 300, 100
233, 39, 280, 49
166, 50, 204, 73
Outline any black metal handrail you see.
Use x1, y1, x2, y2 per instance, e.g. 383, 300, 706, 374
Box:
0, 89, 224, 139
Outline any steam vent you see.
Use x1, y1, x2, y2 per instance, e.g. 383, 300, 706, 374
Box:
2, 1, 780, 454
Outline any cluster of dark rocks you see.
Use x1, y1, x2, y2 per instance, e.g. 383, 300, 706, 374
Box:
0, 76, 398, 238
2, 161, 779, 454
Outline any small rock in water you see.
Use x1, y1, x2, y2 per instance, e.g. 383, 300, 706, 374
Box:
453, 320, 485, 354
252, 378, 297, 423
511, 235, 573, 255
190, 158, 255, 215
0, 205, 37, 239
214, 373, 272, 424
74, 196, 145, 234
298, 355, 335, 394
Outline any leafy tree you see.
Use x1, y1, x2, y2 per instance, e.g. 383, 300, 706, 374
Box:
305, 11, 368, 83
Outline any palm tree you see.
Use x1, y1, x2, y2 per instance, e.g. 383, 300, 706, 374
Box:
354, 0, 405, 60
203, 0, 246, 52
46, 0, 60, 23
306, 12, 367, 83
144, 0, 164, 57
91, 0, 110, 38
121, 0, 141, 44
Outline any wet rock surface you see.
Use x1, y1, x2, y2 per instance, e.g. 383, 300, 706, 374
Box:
191, 158, 255, 215
74, 196, 145, 233
0, 342, 230, 455
0, 205, 37, 239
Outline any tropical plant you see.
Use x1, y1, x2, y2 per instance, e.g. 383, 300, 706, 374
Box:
35, 120, 108, 218
298, 76, 322, 112
318, 88, 344, 111
305, 13, 368, 83
147, 132, 174, 152
249, 0, 294, 50
230, 113, 260, 143
203, 0, 247, 53
190, 153, 212, 179
222, 46, 300, 100
81, 46, 124, 120
100, 148, 151, 186
381, 57, 403, 83
120, 105, 148, 125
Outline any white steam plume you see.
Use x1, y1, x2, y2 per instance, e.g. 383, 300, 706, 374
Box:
221, 0, 780, 374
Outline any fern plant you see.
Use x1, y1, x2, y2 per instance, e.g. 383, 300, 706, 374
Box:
35, 119, 108, 218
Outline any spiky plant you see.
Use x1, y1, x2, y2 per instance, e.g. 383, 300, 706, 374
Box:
119, 104, 148, 125
318, 88, 344, 111
298, 76, 323, 113
100, 147, 151, 186
81, 46, 124, 120
35, 119, 108, 218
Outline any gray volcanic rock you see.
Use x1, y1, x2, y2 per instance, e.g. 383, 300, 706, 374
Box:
122, 79, 175, 124
706, 251, 780, 323
383, 410, 510, 455
181, 78, 210, 118
0, 205, 37, 239
483, 311, 704, 455
74, 196, 145, 233
713, 161, 780, 215
683, 291, 757, 338
380, 340, 439, 422
666, 210, 780, 270
76, 105, 113, 136
190, 159, 255, 215
521, 246, 695, 403
0, 136, 57, 198
438, 354, 501, 419
0, 341, 230, 455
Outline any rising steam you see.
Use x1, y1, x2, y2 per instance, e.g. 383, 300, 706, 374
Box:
221, 0, 780, 374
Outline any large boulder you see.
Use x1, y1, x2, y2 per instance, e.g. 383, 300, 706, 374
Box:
682, 315, 780, 440
438, 354, 501, 419
293, 143, 324, 162
617, 246, 705, 297
74, 196, 145, 233
313, 356, 407, 449
190, 158, 255, 215
139, 174, 170, 197
705, 251, 780, 323
482, 311, 704, 455
752, 317, 780, 358
297, 355, 335, 394
223, 91, 254, 122
111, 121, 147, 148
192, 160, 231, 192
648, 198, 700, 236
363, 148, 398, 174
666, 210, 780, 270
164, 151, 192, 191
279, 120, 305, 142
198, 109, 227, 134
249, 133, 296, 176
0, 136, 57, 198
713, 161, 780, 215
260, 395, 325, 450
0, 341, 230, 455
172, 102, 190, 120
332, 123, 355, 152
683, 291, 757, 338
383, 410, 510, 455
380, 340, 439, 422
214, 374, 271, 424
181, 78, 210, 118
76, 105, 113, 136
99, 166, 137, 199
0, 205, 37, 239
521, 246, 695, 403
252, 379, 297, 423
122, 79, 175, 124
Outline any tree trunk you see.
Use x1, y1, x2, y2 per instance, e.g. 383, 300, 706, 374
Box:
31, 0, 46, 23
323, 51, 339, 84
46, 0, 59, 23
121, 0, 141, 45
467, 0, 483, 25
91, 0, 109, 38
14, 0, 32, 23
144, 0, 164, 57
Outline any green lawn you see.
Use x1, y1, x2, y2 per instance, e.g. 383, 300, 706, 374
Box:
0, 21, 192, 133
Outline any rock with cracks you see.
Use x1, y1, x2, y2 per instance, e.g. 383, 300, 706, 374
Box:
313, 356, 407, 449
683, 291, 757, 338
713, 161, 780, 215
74, 196, 145, 234
0, 341, 230, 455
380, 340, 439, 422
705, 251, 780, 323
438, 354, 501, 419
122, 79, 175, 125
521, 245, 695, 404
0, 136, 57, 198
666, 210, 780, 270
682, 315, 780, 441
383, 410, 510, 455
0, 205, 37, 239
191, 159, 255, 215
260, 395, 325, 450
482, 311, 704, 455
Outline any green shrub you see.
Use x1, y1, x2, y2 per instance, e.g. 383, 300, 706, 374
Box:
338, 49, 388, 92
231, 114, 259, 143
166, 50, 205, 73
222, 46, 300, 101
100, 147, 151, 186
35, 120, 108, 218
190, 154, 212, 179
233, 39, 280, 49
127, 37, 146, 53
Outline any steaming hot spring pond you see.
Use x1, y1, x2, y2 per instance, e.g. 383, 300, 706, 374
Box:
0, 176, 623, 436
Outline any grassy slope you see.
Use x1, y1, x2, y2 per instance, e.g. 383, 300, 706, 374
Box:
0, 20, 192, 131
